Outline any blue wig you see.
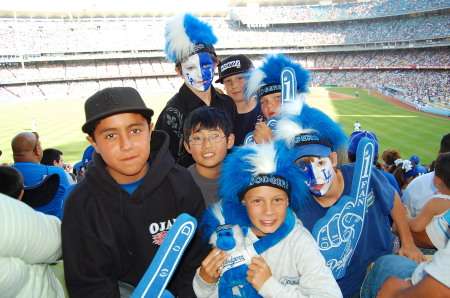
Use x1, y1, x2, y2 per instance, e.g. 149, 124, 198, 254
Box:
164, 13, 218, 63
274, 96, 348, 157
245, 53, 310, 100
218, 142, 310, 224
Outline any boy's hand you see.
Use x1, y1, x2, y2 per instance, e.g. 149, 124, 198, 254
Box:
397, 242, 427, 263
246, 256, 272, 292
377, 276, 412, 298
253, 121, 273, 144
199, 248, 228, 284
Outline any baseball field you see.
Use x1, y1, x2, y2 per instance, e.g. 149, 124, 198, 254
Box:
0, 87, 448, 167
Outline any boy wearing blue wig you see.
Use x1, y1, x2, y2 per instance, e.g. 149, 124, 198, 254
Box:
155, 13, 237, 168
193, 142, 342, 297
273, 98, 425, 297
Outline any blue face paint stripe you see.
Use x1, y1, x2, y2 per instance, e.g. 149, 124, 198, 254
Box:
198, 52, 214, 90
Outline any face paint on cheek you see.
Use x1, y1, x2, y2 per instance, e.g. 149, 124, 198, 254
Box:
298, 161, 317, 188
309, 157, 334, 197
181, 53, 214, 92
199, 52, 214, 90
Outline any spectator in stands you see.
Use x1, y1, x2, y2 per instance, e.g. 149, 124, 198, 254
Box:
62, 87, 208, 297
362, 239, 450, 297
183, 107, 234, 205
71, 145, 95, 183
155, 13, 237, 167
381, 148, 402, 173
402, 133, 450, 217
41, 148, 76, 184
245, 53, 309, 144
0, 165, 66, 298
215, 54, 262, 146
393, 159, 428, 192
11, 132, 71, 219
273, 97, 425, 297
393, 152, 450, 250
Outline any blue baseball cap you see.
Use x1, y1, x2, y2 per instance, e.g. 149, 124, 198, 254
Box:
74, 145, 95, 172
404, 164, 427, 179
348, 130, 379, 157
293, 132, 332, 158
410, 155, 420, 165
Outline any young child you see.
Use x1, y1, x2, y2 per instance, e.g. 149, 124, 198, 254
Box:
215, 54, 263, 146
193, 142, 342, 297
155, 13, 237, 167
62, 87, 209, 297
183, 106, 235, 205
244, 53, 310, 144
392, 158, 427, 191
398, 152, 450, 249
273, 97, 425, 297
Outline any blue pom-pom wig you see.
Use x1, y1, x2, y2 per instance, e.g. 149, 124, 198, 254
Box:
164, 13, 218, 63
273, 96, 348, 160
216, 142, 310, 231
245, 53, 310, 100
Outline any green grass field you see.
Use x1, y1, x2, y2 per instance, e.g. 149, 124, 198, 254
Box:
0, 87, 448, 167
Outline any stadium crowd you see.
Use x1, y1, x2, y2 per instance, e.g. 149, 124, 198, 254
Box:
0, 14, 448, 54
1, 48, 448, 108
232, 0, 449, 24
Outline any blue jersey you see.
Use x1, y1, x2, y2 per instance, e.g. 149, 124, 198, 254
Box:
297, 163, 395, 297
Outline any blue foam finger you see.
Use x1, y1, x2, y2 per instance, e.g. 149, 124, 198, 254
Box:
312, 138, 375, 279
132, 213, 197, 298
281, 67, 296, 105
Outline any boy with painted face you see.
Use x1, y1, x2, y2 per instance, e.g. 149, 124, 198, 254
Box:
156, 13, 237, 168
274, 98, 425, 297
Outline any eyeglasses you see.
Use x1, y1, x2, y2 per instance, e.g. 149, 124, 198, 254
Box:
32, 131, 39, 153
189, 134, 225, 146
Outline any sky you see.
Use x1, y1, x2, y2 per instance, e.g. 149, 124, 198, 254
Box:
1, 0, 233, 13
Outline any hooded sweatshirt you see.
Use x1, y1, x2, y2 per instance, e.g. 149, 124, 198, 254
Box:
62, 130, 208, 298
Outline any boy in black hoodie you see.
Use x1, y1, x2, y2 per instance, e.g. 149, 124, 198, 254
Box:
62, 87, 208, 297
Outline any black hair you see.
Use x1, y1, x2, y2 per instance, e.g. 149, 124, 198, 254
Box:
41, 148, 63, 166
0, 165, 24, 199
434, 152, 450, 190
183, 107, 233, 144
440, 133, 450, 153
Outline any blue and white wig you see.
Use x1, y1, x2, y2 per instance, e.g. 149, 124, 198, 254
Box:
244, 53, 310, 100
274, 97, 348, 158
164, 13, 218, 63
218, 142, 310, 223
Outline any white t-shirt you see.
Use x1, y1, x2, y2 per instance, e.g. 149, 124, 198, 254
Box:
412, 238, 450, 288
425, 195, 450, 250
402, 172, 437, 217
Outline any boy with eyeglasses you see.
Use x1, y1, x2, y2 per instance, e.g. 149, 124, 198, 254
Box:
183, 106, 235, 205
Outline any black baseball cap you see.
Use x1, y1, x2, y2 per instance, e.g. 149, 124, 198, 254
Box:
215, 54, 253, 83
82, 87, 154, 134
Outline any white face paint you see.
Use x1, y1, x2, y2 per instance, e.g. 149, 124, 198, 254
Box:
297, 156, 334, 197
181, 52, 215, 92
